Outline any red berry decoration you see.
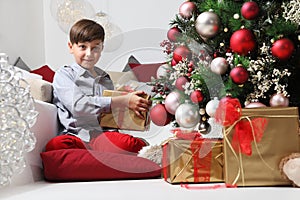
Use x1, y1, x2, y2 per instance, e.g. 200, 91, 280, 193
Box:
179, 1, 197, 19
173, 45, 191, 63
150, 104, 172, 126
230, 65, 249, 84
230, 29, 256, 56
175, 76, 189, 91
241, 1, 260, 20
190, 90, 204, 103
167, 27, 182, 42
271, 38, 295, 60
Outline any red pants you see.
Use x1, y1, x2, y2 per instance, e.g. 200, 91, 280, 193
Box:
45, 131, 147, 155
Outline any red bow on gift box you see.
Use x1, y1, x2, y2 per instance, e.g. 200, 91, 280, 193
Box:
215, 97, 268, 156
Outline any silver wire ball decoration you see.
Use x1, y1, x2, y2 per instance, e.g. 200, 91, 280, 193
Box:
0, 53, 38, 187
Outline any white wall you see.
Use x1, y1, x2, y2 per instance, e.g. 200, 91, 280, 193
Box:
1, 0, 183, 70
44, 0, 183, 71
0, 0, 45, 68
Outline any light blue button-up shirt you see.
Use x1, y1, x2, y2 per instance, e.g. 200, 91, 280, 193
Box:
52, 63, 114, 142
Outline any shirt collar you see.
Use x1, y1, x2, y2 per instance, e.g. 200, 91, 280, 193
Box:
71, 63, 109, 78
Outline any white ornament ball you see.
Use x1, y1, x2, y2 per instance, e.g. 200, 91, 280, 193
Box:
195, 11, 220, 40
205, 97, 220, 117
156, 63, 168, 78
210, 57, 228, 75
175, 102, 200, 128
269, 93, 289, 107
165, 91, 181, 115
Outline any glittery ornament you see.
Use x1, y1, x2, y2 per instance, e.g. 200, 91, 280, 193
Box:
271, 38, 295, 60
241, 1, 260, 20
269, 93, 289, 107
179, 1, 197, 19
195, 11, 220, 40
165, 91, 181, 115
175, 101, 200, 128
150, 103, 173, 126
230, 29, 256, 55
210, 57, 228, 75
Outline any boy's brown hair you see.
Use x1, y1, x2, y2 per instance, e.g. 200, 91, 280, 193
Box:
69, 18, 105, 44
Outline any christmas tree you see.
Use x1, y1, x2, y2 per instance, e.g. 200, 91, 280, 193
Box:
149, 0, 300, 130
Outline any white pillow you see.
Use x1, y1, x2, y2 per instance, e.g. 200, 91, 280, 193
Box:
13, 66, 43, 79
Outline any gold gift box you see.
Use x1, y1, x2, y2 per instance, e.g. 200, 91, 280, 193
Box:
224, 107, 300, 186
162, 138, 223, 184
100, 90, 150, 131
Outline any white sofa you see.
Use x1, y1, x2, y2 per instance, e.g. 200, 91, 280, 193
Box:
1, 72, 300, 200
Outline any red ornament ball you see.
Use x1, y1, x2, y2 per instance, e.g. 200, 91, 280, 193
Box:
150, 104, 173, 126
190, 90, 204, 103
179, 1, 196, 19
173, 45, 191, 63
175, 76, 189, 91
171, 59, 177, 66
230, 66, 249, 84
167, 27, 182, 42
241, 1, 260, 20
271, 38, 295, 60
230, 29, 256, 56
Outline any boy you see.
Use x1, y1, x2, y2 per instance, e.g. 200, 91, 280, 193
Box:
46, 19, 151, 154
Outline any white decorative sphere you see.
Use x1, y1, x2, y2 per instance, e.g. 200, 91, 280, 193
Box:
175, 102, 200, 128
165, 91, 181, 115
269, 93, 289, 107
205, 97, 220, 117
210, 57, 228, 75
156, 63, 169, 78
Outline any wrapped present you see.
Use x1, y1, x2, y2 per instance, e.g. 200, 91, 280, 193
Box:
100, 90, 150, 131
162, 137, 223, 184
222, 106, 300, 186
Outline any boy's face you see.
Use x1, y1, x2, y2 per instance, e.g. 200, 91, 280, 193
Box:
68, 39, 103, 70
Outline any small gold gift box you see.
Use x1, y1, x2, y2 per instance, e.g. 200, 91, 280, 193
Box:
100, 90, 150, 131
162, 138, 223, 184
223, 107, 300, 186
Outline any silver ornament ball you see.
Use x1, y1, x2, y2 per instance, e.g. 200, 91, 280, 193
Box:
195, 11, 220, 40
175, 102, 200, 128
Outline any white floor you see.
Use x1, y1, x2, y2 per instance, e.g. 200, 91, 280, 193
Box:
1, 179, 300, 200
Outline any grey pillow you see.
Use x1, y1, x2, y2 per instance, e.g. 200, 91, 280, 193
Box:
13, 57, 31, 71
122, 55, 140, 72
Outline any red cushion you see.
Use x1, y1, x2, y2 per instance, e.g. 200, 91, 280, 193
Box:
41, 149, 161, 181
90, 131, 147, 154
129, 62, 164, 82
31, 65, 55, 83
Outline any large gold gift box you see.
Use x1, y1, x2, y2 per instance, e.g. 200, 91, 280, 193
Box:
100, 90, 150, 131
224, 107, 300, 186
162, 138, 223, 184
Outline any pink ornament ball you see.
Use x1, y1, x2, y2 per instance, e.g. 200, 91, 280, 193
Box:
179, 1, 196, 19
269, 93, 289, 107
245, 102, 266, 108
167, 27, 182, 42
175, 76, 189, 91
150, 104, 173, 126
165, 91, 181, 115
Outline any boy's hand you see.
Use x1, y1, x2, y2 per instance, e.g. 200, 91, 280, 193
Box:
128, 91, 152, 119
